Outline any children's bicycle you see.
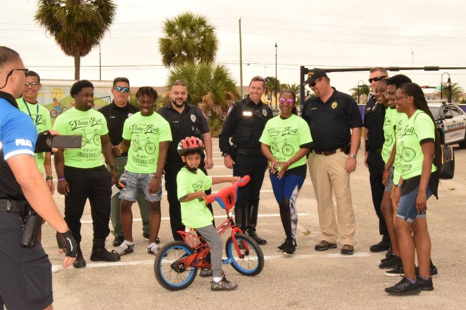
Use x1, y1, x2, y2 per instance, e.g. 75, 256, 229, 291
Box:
154, 175, 265, 291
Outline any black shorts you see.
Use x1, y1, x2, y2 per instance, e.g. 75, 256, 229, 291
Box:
0, 212, 53, 310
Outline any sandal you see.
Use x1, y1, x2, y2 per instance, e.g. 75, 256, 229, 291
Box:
147, 242, 160, 255
112, 241, 134, 256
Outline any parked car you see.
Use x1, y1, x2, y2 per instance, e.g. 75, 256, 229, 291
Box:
428, 102, 466, 148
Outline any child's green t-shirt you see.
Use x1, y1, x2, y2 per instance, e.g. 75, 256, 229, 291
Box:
177, 167, 213, 229
122, 112, 172, 174
259, 114, 313, 170
17, 98, 52, 172
52, 107, 108, 168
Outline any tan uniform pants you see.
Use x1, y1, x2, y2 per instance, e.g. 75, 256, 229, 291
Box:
308, 150, 356, 246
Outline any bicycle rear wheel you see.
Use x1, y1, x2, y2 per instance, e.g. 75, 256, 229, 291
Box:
154, 241, 197, 291
225, 233, 264, 276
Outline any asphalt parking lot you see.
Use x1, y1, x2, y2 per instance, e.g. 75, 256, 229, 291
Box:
42, 138, 466, 309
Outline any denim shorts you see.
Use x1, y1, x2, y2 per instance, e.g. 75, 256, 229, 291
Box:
396, 185, 432, 223
384, 166, 395, 192
119, 170, 162, 202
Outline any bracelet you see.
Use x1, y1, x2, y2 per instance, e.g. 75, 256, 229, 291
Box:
383, 171, 390, 177
154, 176, 162, 182
395, 183, 402, 188
58, 177, 66, 182
46, 176, 53, 181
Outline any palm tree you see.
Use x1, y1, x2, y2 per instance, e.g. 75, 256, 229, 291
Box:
35, 0, 116, 80
281, 83, 301, 103
349, 84, 370, 103
436, 83, 464, 102
159, 12, 218, 68
265, 76, 280, 104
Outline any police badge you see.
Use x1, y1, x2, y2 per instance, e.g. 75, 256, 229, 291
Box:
190, 114, 196, 123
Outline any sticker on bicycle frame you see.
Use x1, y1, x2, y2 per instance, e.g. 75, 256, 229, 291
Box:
190, 114, 196, 123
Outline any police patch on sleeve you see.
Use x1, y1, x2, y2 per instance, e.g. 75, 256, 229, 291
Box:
227, 105, 233, 116
128, 113, 133, 118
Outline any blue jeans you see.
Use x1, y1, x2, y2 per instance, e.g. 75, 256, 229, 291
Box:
119, 171, 162, 202
396, 185, 432, 223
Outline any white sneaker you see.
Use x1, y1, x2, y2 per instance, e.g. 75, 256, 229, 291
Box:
52, 265, 60, 273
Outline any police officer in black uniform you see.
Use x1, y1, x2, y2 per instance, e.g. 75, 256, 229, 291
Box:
0, 46, 76, 310
157, 80, 213, 241
364, 67, 390, 252
219, 76, 272, 245
98, 77, 152, 246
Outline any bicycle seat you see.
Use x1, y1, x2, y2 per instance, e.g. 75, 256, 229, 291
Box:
205, 175, 250, 213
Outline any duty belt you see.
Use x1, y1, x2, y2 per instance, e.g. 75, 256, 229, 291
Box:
369, 148, 382, 155
237, 147, 263, 156
314, 147, 345, 156
0, 199, 28, 213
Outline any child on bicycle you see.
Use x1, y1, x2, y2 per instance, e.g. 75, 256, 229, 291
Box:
177, 136, 240, 291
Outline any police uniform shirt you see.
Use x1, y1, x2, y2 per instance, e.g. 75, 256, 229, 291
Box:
0, 91, 37, 200
98, 101, 140, 156
302, 88, 363, 152
364, 95, 386, 151
157, 102, 209, 162
219, 96, 273, 154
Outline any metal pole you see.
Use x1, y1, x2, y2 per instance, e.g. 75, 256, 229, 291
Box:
239, 18, 243, 99
299, 66, 308, 107
275, 43, 277, 108
99, 43, 102, 81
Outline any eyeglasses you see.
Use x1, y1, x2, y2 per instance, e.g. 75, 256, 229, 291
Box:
25, 82, 40, 87
368, 76, 387, 83
279, 98, 294, 105
114, 86, 129, 93
395, 96, 408, 101
310, 78, 322, 87
384, 91, 396, 98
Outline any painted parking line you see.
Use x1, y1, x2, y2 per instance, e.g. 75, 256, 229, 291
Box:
52, 252, 371, 270
79, 213, 310, 224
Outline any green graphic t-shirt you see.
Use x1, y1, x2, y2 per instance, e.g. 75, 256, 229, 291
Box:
122, 112, 172, 174
259, 114, 313, 171
53, 107, 108, 168
177, 167, 213, 229
17, 98, 52, 172
395, 109, 437, 181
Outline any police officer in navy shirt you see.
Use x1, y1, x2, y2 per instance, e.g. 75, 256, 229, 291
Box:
98, 77, 151, 247
363, 67, 391, 253
157, 80, 213, 241
0, 46, 76, 310
219, 76, 272, 245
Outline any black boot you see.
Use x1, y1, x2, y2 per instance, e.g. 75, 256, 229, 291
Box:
247, 204, 267, 245
90, 238, 120, 262
234, 205, 248, 233
73, 244, 86, 269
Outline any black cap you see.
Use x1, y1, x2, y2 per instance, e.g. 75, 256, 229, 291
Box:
303, 68, 328, 85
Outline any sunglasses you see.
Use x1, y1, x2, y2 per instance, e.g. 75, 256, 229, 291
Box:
310, 78, 322, 87
115, 86, 129, 93
368, 76, 387, 83
0, 68, 29, 90
25, 82, 40, 87
279, 98, 294, 105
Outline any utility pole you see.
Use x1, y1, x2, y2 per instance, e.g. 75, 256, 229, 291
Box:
239, 18, 243, 98
275, 42, 278, 108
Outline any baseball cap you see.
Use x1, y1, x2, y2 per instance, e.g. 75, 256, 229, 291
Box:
303, 68, 328, 85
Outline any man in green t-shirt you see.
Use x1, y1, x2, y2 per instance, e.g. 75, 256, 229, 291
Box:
112, 87, 171, 256
17, 70, 54, 193
53, 80, 120, 268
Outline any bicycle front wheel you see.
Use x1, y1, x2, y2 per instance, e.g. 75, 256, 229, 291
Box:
154, 241, 197, 291
225, 233, 264, 276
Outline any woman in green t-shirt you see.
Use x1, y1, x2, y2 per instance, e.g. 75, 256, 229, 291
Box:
385, 83, 441, 296
259, 90, 312, 255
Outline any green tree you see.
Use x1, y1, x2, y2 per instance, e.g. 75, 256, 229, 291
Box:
35, 0, 116, 80
349, 84, 370, 103
436, 83, 464, 102
159, 12, 218, 68
265, 76, 280, 103
281, 83, 301, 103
166, 63, 239, 134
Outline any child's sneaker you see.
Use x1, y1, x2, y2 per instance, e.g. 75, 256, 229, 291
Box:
200, 269, 213, 277
211, 277, 238, 291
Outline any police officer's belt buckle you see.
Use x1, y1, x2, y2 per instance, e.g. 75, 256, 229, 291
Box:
370, 148, 382, 155
314, 147, 345, 156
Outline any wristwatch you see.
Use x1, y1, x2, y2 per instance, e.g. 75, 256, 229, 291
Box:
349, 154, 357, 159
222, 152, 229, 157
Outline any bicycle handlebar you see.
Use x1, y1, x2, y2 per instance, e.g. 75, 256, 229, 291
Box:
205, 175, 250, 211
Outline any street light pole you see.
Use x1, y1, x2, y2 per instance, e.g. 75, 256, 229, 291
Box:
357, 80, 365, 104
275, 42, 278, 109
99, 43, 102, 81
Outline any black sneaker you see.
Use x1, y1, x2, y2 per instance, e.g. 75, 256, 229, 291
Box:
385, 276, 421, 295
370, 241, 390, 253
379, 255, 402, 269
277, 239, 297, 251
417, 276, 434, 291
73, 253, 86, 269
415, 265, 438, 278
385, 264, 404, 277
90, 248, 121, 262
112, 236, 124, 247
282, 239, 296, 255
211, 277, 238, 291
